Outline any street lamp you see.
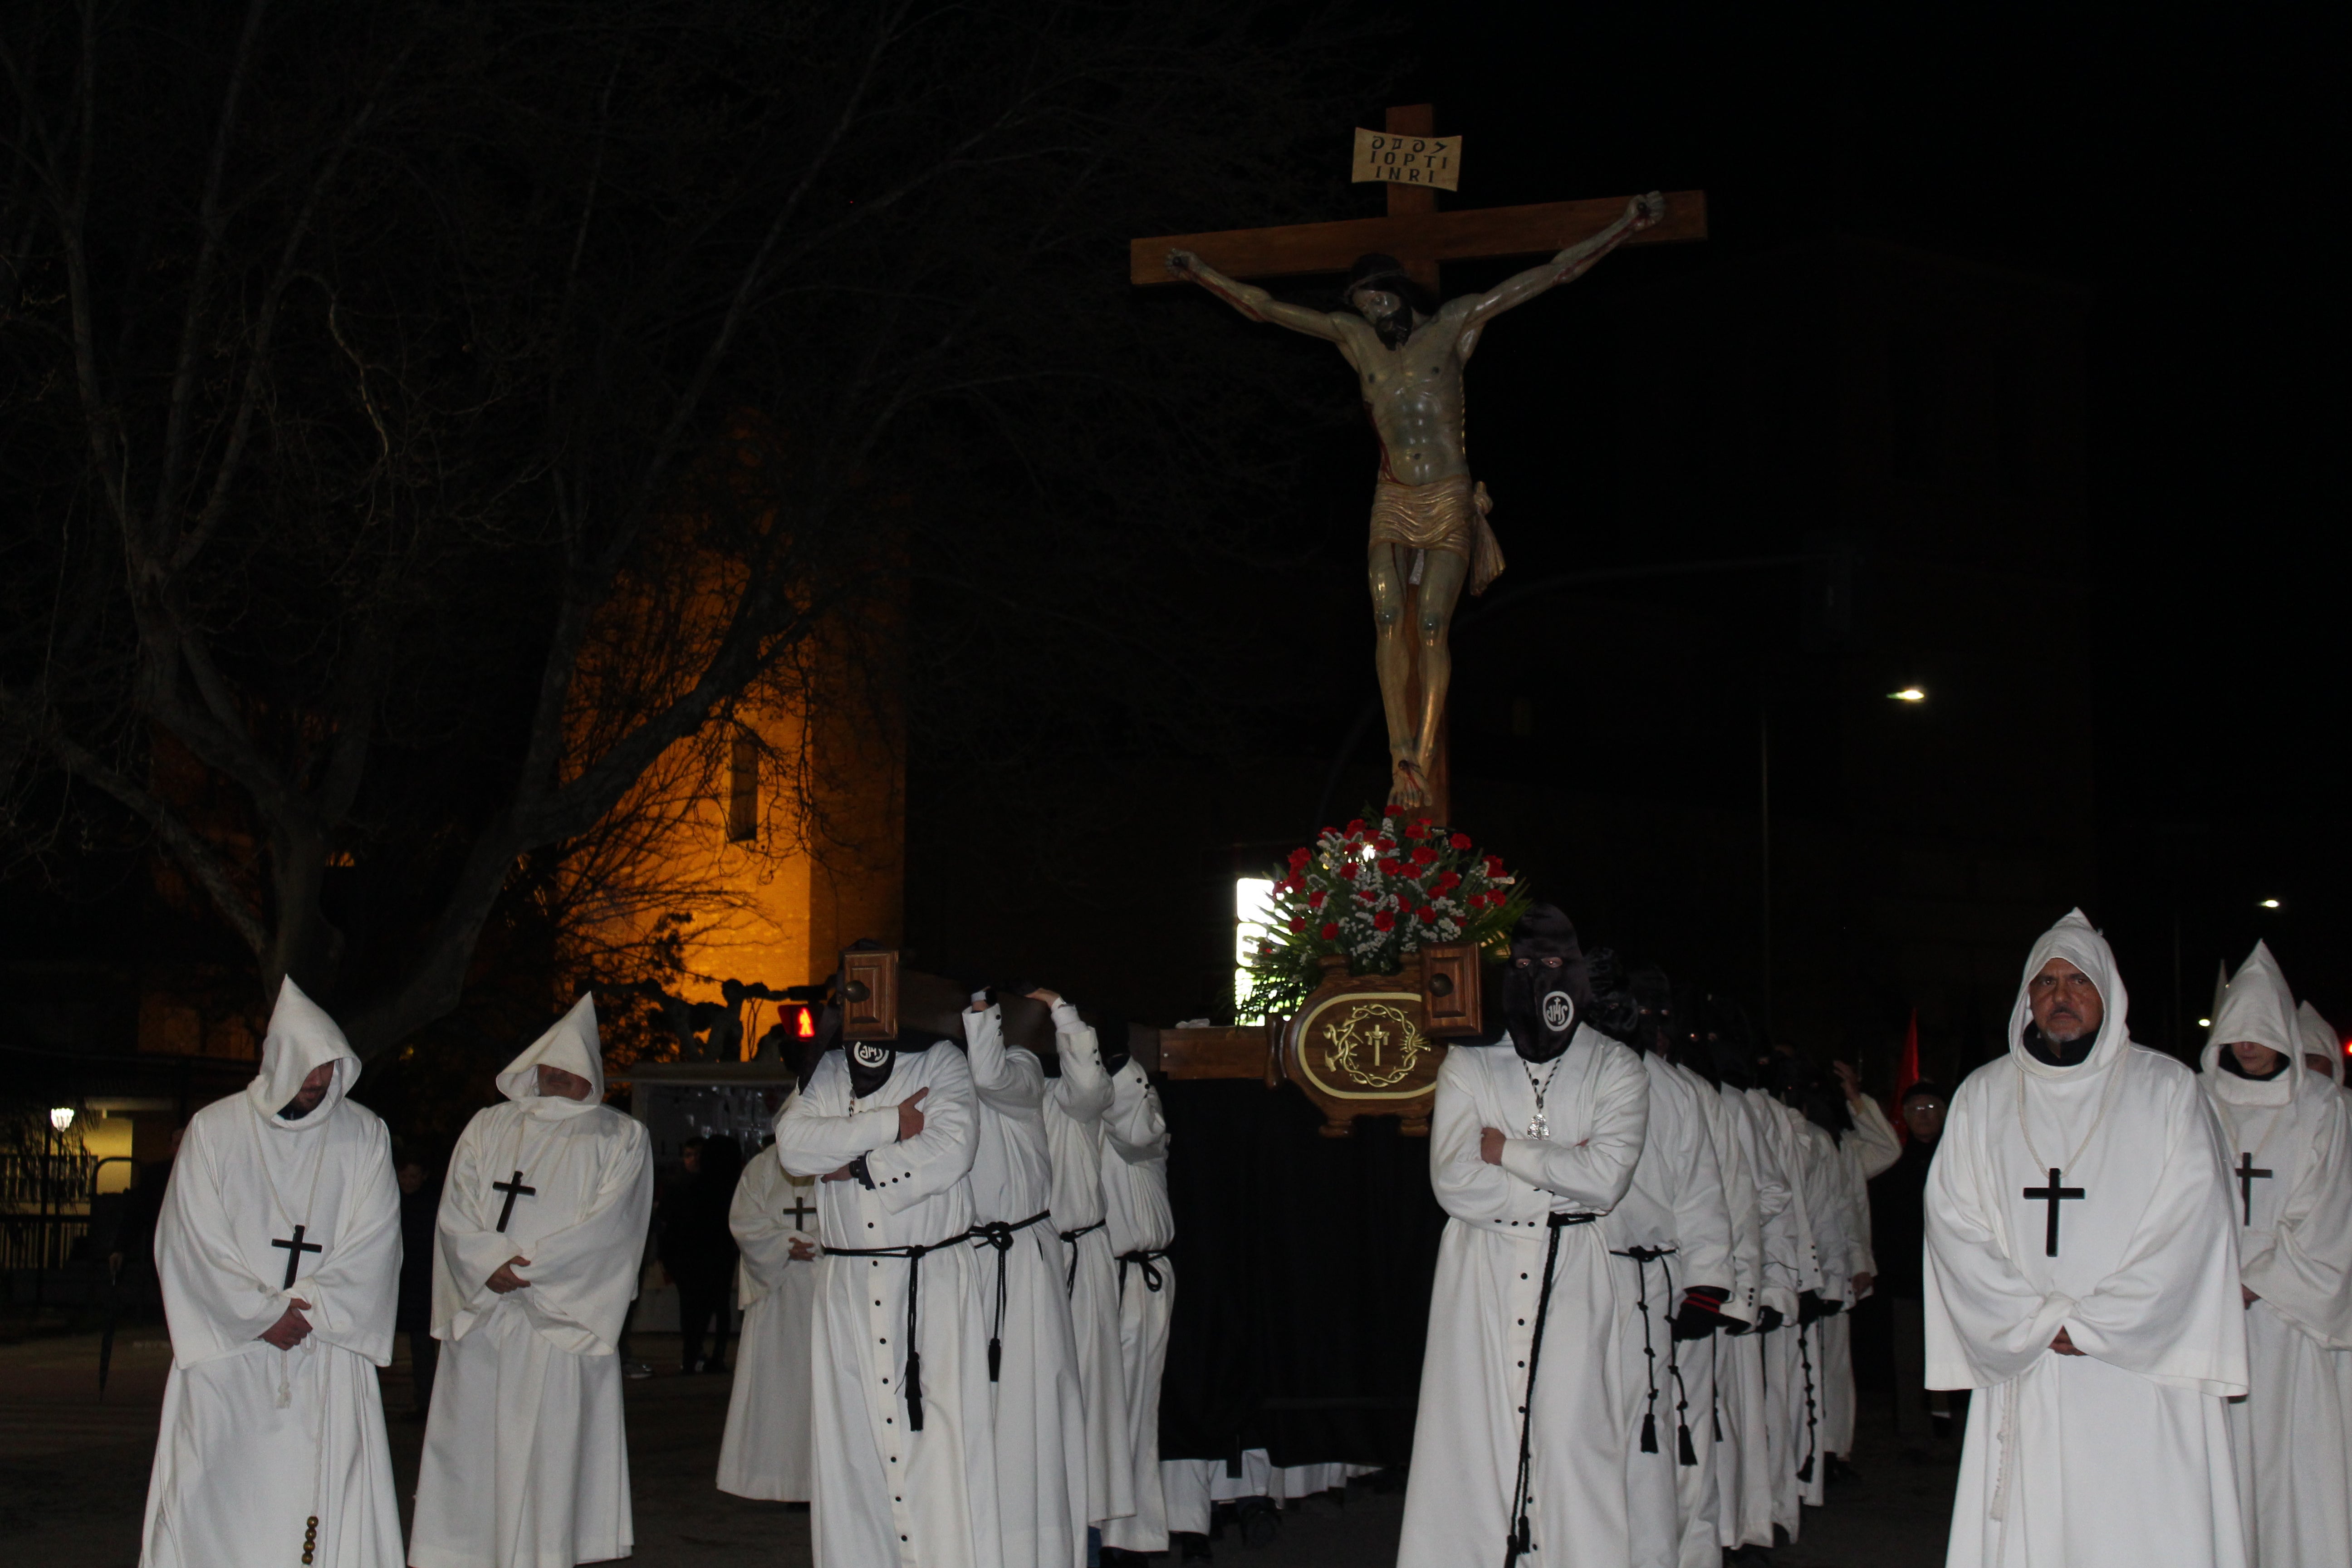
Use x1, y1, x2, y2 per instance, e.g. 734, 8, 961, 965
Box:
2259, 898, 2281, 909
1888, 687, 1926, 703
49, 1107, 73, 1132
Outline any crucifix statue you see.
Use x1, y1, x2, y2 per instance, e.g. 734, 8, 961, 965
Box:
1136, 105, 1705, 814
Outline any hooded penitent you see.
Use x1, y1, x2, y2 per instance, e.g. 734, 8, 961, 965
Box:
2296, 1000, 2345, 1088
2201, 941, 2352, 1563
141, 977, 406, 1568
411, 995, 653, 1568
1924, 909, 2249, 1568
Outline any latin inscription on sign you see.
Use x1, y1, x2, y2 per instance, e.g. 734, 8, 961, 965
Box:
1352, 128, 1459, 191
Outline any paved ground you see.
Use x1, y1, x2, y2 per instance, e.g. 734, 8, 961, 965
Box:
0, 1325, 1954, 1565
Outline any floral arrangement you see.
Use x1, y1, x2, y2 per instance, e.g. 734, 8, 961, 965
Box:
1239, 805, 1528, 1019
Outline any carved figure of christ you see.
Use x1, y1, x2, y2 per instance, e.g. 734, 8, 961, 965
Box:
1166, 193, 1661, 808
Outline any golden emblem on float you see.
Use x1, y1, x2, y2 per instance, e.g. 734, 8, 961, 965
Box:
1316, 1000, 1431, 1089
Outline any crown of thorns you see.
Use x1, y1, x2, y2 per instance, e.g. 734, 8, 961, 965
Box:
1343, 252, 1438, 316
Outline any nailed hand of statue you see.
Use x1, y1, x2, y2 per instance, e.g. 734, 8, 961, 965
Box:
1165, 248, 1199, 279
1629, 191, 1665, 231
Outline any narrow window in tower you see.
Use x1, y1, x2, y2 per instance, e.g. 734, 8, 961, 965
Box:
727, 725, 759, 842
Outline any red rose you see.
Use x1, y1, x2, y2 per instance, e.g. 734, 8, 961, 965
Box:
1450, 832, 1472, 850
1374, 836, 1395, 853
1308, 889, 1327, 909
1436, 870, 1461, 892
1290, 916, 1307, 933
1339, 863, 1359, 881
1372, 911, 1396, 932
1346, 818, 1366, 835
1320, 921, 1339, 941
1289, 846, 1311, 870
1411, 845, 1437, 866
1418, 907, 1437, 925
1484, 854, 1506, 877
1378, 858, 1402, 877
1403, 819, 1429, 839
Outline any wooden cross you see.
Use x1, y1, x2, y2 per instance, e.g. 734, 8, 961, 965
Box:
1129, 105, 1706, 819
492, 1169, 537, 1233
2021, 1167, 2085, 1258
271, 1223, 322, 1289
2234, 1152, 2273, 1226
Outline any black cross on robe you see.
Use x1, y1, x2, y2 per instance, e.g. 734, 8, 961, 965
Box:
2021, 1167, 2085, 1258
2234, 1152, 2274, 1226
271, 1224, 323, 1289
492, 1170, 538, 1233
784, 1191, 817, 1230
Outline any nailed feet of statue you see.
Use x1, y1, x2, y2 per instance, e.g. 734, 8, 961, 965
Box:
1390, 756, 1431, 809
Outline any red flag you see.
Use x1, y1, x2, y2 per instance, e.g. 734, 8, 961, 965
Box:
1891, 1008, 1921, 1138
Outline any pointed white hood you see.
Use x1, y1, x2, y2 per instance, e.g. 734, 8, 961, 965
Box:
495, 994, 608, 1119
245, 977, 362, 1129
2298, 1000, 2345, 1087
2201, 941, 2305, 1106
2007, 909, 2134, 1079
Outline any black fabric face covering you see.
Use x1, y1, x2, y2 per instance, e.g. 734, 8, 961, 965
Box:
847, 1038, 897, 1099
1500, 904, 1593, 1065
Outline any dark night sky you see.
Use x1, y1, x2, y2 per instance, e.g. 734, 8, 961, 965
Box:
1356, 2, 2345, 1025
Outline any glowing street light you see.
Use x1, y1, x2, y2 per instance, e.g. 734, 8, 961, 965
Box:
2197, 1017, 2212, 1029
1888, 687, 1926, 703
2259, 898, 2281, 909
49, 1107, 74, 1132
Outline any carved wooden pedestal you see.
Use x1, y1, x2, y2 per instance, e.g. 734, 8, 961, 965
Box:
1278, 945, 1483, 1137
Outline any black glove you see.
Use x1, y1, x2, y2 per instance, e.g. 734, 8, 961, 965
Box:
1755, 1305, 1784, 1333
1671, 1287, 1730, 1341
1798, 1289, 1835, 1324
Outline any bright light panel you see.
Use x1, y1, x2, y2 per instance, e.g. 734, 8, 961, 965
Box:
49, 1107, 74, 1131
1235, 876, 1276, 1019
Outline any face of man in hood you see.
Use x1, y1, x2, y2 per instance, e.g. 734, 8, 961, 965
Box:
536, 1064, 593, 1101
2026, 958, 2104, 1060
279, 1062, 336, 1120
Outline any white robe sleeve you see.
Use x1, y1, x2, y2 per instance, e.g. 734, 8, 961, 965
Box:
963, 1004, 1047, 1115
1804, 1127, 1854, 1300
292, 1113, 401, 1363
858, 1048, 981, 1211
1738, 1095, 1801, 1319
1104, 1060, 1169, 1166
1045, 1001, 1113, 1126
1492, 1041, 1650, 1211
1665, 1074, 1735, 1294
774, 1068, 904, 1176
1847, 1096, 1902, 1180
1923, 1093, 2078, 1387
433, 1114, 516, 1330
2241, 1095, 2352, 1347
730, 1150, 810, 1310
2060, 1080, 2245, 1395
1704, 1086, 1764, 1320
508, 1117, 652, 1351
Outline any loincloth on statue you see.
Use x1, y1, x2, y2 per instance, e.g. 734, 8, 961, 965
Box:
1367, 474, 1505, 595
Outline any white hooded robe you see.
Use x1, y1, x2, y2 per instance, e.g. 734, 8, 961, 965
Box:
1097, 1055, 1177, 1554
2205, 942, 2352, 1568
1821, 1094, 1901, 1460
1926, 910, 2249, 1568
1602, 1051, 1733, 1568
960, 1002, 1088, 1567
1398, 1027, 1650, 1568
776, 1040, 1003, 1568
411, 995, 655, 1568
716, 1134, 819, 1502
1042, 1010, 1131, 1530
140, 979, 403, 1568
1716, 1080, 1796, 1552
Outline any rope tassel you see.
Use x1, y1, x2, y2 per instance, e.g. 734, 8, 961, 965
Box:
1640, 1411, 1658, 1454
1678, 1422, 1698, 1467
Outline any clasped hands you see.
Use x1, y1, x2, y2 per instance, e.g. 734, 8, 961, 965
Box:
824, 1088, 929, 1182
259, 1297, 314, 1350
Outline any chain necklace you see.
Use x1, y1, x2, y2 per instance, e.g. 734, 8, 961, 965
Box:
2013, 1044, 2122, 1177
1523, 1055, 1566, 1139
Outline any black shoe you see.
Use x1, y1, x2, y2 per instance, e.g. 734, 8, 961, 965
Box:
1174, 1531, 1213, 1562
1237, 1496, 1280, 1548
1826, 1454, 1860, 1485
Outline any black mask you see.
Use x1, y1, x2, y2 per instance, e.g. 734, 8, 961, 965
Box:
846, 1038, 897, 1099
1500, 904, 1592, 1064
1099, 1019, 1132, 1078
1582, 946, 1642, 1046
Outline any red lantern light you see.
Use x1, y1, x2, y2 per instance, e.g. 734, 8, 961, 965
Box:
795, 1006, 815, 1039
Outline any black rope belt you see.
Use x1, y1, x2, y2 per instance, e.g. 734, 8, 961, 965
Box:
1795, 1321, 1819, 1485
1610, 1245, 1680, 1460
1505, 1211, 1602, 1568
968, 1210, 1054, 1383
1117, 1246, 1170, 1299
1059, 1218, 1106, 1295
825, 1229, 973, 1431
